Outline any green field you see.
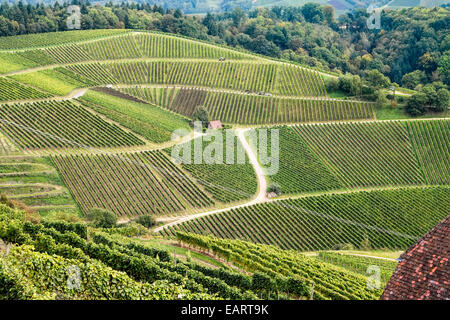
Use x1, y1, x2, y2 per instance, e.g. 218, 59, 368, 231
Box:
261, 126, 343, 194
122, 86, 374, 125
0, 156, 79, 215
79, 89, 191, 143
0, 27, 449, 302
293, 121, 425, 188
164, 187, 450, 251
0, 100, 142, 150
52, 151, 214, 217
166, 132, 258, 203
0, 29, 130, 50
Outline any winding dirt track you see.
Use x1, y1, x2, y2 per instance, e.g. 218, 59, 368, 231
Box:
153, 128, 268, 233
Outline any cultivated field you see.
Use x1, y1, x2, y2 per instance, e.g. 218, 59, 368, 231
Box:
165, 187, 450, 251
0, 100, 143, 150
165, 132, 258, 203
0, 156, 78, 215
122, 86, 374, 124
52, 151, 214, 217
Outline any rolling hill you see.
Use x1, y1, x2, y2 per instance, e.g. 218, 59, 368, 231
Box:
0, 29, 448, 301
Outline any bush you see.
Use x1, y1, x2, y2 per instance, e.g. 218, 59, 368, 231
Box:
86, 208, 117, 228
44, 211, 84, 223
331, 243, 355, 250
106, 222, 148, 237
135, 215, 156, 228
191, 107, 209, 128
267, 183, 282, 196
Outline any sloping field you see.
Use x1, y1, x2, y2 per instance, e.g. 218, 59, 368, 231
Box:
82, 35, 143, 60
121, 86, 373, 124
0, 29, 130, 50
263, 127, 343, 194
0, 156, 78, 215
0, 52, 41, 74
79, 89, 191, 143
165, 132, 258, 203
0, 77, 52, 102
0, 100, 143, 150
165, 187, 450, 251
292, 121, 425, 187
65, 63, 119, 84
177, 232, 384, 300
315, 252, 397, 285
407, 119, 449, 185
135, 33, 251, 59
108, 60, 326, 96
52, 151, 214, 217
46, 44, 94, 64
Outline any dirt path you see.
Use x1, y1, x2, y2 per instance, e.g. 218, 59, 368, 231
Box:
339, 252, 399, 262
153, 183, 441, 233
153, 128, 268, 233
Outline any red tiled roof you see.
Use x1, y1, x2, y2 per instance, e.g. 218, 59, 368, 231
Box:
381, 215, 449, 300
208, 120, 222, 129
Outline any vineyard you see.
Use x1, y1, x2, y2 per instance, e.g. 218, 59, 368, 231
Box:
0, 156, 77, 215
10, 68, 94, 96
0, 100, 143, 150
107, 61, 326, 97
52, 151, 214, 217
46, 44, 93, 64
261, 127, 343, 194
292, 121, 425, 188
0, 28, 449, 302
65, 63, 119, 84
79, 89, 191, 143
0, 77, 52, 102
177, 232, 384, 300
0, 131, 18, 155
0, 29, 130, 50
1, 202, 391, 300
165, 132, 258, 203
0, 52, 39, 74
163, 187, 450, 252
121, 86, 374, 124
316, 252, 397, 284
135, 33, 250, 60
82, 35, 143, 60
407, 119, 450, 185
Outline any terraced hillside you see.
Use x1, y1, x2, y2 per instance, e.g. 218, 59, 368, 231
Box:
1, 203, 389, 300
79, 89, 191, 144
0, 156, 78, 215
0, 28, 449, 302
165, 132, 258, 203
0, 100, 143, 150
121, 86, 374, 124
52, 151, 215, 217
292, 121, 425, 188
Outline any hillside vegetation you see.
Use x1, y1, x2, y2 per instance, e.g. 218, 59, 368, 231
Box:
0, 202, 385, 300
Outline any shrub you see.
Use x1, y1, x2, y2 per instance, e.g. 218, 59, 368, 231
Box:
331, 243, 355, 251
44, 211, 84, 223
86, 208, 117, 228
267, 183, 282, 196
135, 215, 156, 228
191, 107, 209, 128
